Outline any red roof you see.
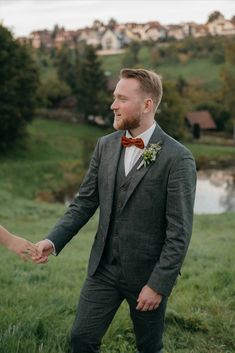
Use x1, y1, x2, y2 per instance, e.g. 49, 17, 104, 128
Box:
186, 110, 217, 130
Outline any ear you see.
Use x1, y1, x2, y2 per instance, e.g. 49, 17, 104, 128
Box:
143, 98, 154, 114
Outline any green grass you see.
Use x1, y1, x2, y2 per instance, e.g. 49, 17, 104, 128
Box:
0, 119, 106, 200
100, 53, 125, 77
156, 58, 223, 90
186, 142, 235, 158
0, 118, 234, 352
101, 46, 223, 91
0, 119, 234, 201
137, 46, 223, 89
0, 191, 234, 353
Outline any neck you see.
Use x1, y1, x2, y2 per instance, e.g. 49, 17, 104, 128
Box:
129, 119, 155, 137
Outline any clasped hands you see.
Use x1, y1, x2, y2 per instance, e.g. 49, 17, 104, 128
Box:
12, 237, 52, 263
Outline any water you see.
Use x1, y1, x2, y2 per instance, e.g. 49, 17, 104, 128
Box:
64, 168, 235, 215
194, 169, 235, 214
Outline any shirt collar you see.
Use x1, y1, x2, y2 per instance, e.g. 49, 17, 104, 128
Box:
126, 122, 156, 147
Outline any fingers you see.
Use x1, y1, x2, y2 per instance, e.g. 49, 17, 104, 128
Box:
20, 241, 50, 264
36, 240, 54, 256
31, 255, 49, 264
136, 299, 160, 311
27, 242, 39, 256
25, 242, 45, 261
136, 285, 162, 311
30, 240, 54, 264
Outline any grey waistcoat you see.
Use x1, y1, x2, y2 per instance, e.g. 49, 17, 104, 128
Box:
102, 147, 137, 264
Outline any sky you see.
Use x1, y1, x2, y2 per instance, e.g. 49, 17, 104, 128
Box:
0, 0, 235, 37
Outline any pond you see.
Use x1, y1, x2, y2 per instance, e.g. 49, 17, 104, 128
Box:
194, 169, 235, 214
64, 169, 235, 215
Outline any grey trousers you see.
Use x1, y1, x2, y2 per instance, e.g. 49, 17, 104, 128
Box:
71, 260, 167, 353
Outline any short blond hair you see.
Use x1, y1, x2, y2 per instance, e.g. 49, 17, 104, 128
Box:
120, 68, 163, 111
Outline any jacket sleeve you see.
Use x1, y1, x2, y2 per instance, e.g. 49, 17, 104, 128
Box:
147, 152, 197, 296
46, 138, 101, 254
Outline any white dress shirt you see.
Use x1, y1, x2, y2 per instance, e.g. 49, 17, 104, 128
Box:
124, 122, 156, 176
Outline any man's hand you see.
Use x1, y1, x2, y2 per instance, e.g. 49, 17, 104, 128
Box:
136, 285, 163, 311
32, 240, 54, 264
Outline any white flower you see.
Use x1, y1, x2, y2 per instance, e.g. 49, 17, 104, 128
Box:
137, 143, 162, 170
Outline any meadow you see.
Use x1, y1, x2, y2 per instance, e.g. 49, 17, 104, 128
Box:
100, 45, 224, 91
0, 118, 234, 353
0, 197, 234, 353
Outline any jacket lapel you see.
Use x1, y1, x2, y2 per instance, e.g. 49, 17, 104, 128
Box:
106, 131, 123, 209
120, 124, 165, 213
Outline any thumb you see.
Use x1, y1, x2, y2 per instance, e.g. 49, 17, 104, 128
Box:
36, 240, 53, 256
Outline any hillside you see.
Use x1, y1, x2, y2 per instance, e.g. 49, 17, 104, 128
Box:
100, 47, 224, 92
0, 118, 234, 352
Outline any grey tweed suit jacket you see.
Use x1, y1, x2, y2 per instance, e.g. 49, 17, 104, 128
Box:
47, 124, 197, 296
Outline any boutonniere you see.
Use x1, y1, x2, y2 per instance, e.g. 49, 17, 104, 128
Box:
137, 143, 162, 170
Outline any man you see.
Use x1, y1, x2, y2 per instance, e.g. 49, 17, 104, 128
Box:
36, 68, 197, 353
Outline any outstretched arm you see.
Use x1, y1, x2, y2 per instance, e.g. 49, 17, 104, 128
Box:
0, 225, 40, 261
44, 139, 101, 255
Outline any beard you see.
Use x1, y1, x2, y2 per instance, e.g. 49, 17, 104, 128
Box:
113, 113, 141, 131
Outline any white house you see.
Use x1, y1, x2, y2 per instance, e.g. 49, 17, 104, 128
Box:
207, 15, 235, 36
166, 25, 185, 40
145, 22, 166, 41
100, 29, 122, 50
78, 28, 101, 47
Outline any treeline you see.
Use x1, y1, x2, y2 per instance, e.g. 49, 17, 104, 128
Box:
37, 42, 188, 139
149, 36, 227, 65
0, 23, 234, 152
123, 36, 235, 133
37, 34, 235, 137
38, 43, 111, 121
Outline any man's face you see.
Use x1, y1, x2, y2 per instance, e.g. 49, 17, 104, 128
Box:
111, 78, 146, 131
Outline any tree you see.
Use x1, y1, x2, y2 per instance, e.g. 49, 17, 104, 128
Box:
107, 18, 117, 30
0, 25, 39, 151
156, 81, 185, 140
76, 45, 109, 119
207, 11, 223, 23
122, 41, 141, 68
52, 24, 64, 39
56, 44, 78, 92
220, 41, 235, 137
176, 75, 189, 97
38, 75, 71, 108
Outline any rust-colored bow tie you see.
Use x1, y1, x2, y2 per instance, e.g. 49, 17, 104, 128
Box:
121, 136, 145, 149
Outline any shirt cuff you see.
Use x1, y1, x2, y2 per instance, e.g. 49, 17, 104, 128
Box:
45, 239, 57, 256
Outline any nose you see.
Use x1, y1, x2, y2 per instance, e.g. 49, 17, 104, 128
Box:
111, 99, 118, 111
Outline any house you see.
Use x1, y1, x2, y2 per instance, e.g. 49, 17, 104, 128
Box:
122, 22, 146, 41
30, 31, 41, 49
185, 111, 217, 131
17, 37, 30, 45
101, 29, 121, 50
54, 30, 77, 50
78, 27, 101, 47
192, 24, 209, 38
166, 25, 185, 40
145, 21, 167, 41
207, 14, 235, 36
30, 30, 53, 49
